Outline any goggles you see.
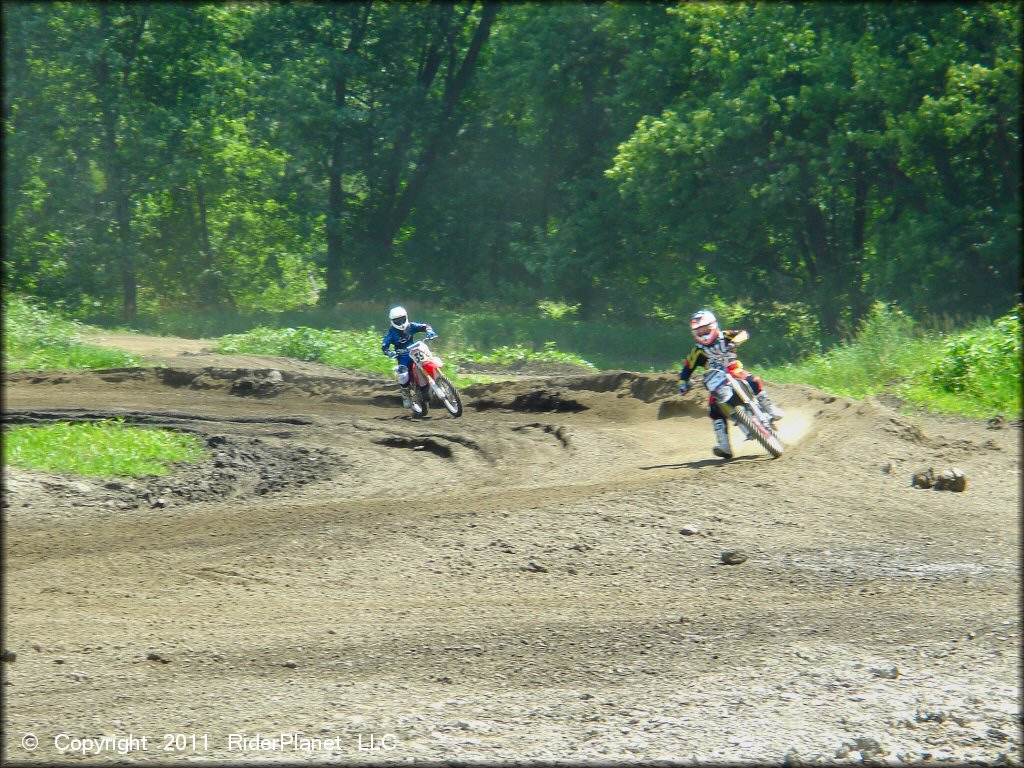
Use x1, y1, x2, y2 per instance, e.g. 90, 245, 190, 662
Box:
692, 325, 718, 344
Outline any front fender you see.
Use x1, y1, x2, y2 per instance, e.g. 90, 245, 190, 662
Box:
421, 359, 441, 379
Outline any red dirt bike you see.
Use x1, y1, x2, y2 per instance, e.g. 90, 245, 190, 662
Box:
702, 364, 783, 458
405, 339, 463, 418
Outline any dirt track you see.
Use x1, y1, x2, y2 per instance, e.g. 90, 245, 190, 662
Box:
2, 334, 1020, 765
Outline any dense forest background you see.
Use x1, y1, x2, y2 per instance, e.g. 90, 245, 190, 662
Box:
3, 1, 1020, 357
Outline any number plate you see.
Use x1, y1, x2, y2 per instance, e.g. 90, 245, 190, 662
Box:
409, 343, 429, 364
713, 383, 733, 402
703, 369, 728, 391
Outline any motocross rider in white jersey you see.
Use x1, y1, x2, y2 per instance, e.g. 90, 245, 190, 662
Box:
677, 309, 784, 459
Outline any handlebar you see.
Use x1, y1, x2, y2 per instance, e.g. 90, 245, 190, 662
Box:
384, 332, 437, 357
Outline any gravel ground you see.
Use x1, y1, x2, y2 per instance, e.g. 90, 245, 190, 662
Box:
2, 336, 1020, 765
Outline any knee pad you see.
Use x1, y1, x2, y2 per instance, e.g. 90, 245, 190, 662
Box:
394, 364, 410, 386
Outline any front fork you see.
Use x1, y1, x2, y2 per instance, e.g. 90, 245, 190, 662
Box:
713, 392, 754, 440
416, 363, 448, 402
421, 366, 450, 403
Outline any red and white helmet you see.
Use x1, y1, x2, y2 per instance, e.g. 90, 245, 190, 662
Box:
690, 309, 719, 345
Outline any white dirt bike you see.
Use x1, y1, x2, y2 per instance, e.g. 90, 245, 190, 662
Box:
404, 339, 463, 418
702, 364, 783, 458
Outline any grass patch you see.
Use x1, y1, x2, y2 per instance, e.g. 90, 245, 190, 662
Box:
98, 302, 688, 371
213, 326, 593, 382
899, 308, 1021, 418
84, 298, 827, 371
4, 419, 206, 478
763, 303, 934, 398
764, 303, 1021, 419
446, 341, 595, 371
215, 326, 393, 375
4, 294, 139, 371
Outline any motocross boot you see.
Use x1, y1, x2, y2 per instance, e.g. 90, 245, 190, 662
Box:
712, 418, 733, 459
402, 386, 423, 414
408, 388, 425, 416
757, 391, 784, 421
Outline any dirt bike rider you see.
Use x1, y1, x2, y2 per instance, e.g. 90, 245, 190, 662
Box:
677, 309, 784, 459
382, 306, 436, 415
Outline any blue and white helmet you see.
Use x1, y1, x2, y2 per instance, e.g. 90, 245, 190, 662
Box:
389, 306, 409, 332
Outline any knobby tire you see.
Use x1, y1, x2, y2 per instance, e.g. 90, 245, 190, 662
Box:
736, 407, 783, 458
436, 374, 463, 417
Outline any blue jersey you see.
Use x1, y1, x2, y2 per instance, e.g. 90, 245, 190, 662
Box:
381, 322, 433, 354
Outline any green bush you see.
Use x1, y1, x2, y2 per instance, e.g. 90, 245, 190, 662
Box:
765, 303, 1020, 418
764, 302, 936, 398
3, 294, 139, 371
447, 341, 594, 371
901, 307, 1021, 418
215, 326, 394, 375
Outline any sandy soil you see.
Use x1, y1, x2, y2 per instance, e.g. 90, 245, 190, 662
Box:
2, 334, 1020, 765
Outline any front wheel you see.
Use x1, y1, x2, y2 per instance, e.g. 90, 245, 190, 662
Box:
414, 384, 430, 417
435, 374, 463, 417
735, 406, 783, 458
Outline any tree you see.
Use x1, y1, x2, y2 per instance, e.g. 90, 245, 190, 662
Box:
607, 2, 1020, 339
4, 2, 154, 319
242, 1, 498, 307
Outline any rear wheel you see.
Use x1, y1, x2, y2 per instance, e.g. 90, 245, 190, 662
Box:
435, 374, 463, 417
735, 407, 783, 458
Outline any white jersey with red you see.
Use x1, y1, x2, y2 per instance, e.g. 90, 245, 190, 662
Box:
679, 329, 748, 383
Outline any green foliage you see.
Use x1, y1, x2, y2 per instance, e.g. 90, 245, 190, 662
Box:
606, 3, 1021, 337
764, 302, 933, 398
4, 3, 1020, 354
901, 308, 1021, 417
3, 294, 138, 371
4, 419, 205, 478
212, 323, 594, 382
765, 303, 1021, 418
537, 301, 580, 320
215, 326, 395, 376
447, 341, 594, 371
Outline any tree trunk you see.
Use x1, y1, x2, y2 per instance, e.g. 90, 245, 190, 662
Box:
356, 2, 499, 293
802, 202, 843, 340
323, 138, 346, 306
321, 2, 373, 308
195, 176, 231, 310
95, 5, 146, 323
847, 161, 870, 326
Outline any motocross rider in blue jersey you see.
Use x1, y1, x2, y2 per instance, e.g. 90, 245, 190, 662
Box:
677, 309, 784, 459
381, 305, 436, 415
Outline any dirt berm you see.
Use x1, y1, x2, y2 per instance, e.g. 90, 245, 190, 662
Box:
2, 334, 1020, 765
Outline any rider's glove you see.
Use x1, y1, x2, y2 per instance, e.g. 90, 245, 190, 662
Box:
385, 350, 397, 359
425, 332, 438, 340
678, 381, 691, 395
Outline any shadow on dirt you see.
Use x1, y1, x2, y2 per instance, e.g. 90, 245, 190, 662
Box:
639, 455, 766, 470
